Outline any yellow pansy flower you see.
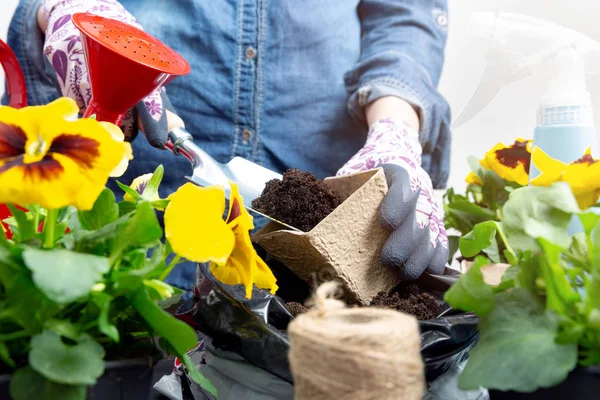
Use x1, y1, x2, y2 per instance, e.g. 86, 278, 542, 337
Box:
0, 98, 130, 210
165, 182, 278, 298
123, 173, 160, 203
530, 147, 600, 209
466, 139, 532, 186
466, 172, 482, 186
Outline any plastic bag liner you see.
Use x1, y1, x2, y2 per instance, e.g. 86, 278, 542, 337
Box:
176, 248, 479, 385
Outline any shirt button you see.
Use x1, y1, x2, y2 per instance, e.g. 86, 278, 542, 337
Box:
437, 14, 448, 28
242, 129, 253, 142
245, 46, 257, 60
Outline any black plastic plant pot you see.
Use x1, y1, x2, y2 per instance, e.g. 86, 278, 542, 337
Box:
488, 366, 600, 400
0, 358, 158, 400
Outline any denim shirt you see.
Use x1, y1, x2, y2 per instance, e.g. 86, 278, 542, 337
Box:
5, 0, 451, 191
4, 0, 451, 290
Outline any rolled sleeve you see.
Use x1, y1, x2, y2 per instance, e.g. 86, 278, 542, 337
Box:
345, 0, 452, 188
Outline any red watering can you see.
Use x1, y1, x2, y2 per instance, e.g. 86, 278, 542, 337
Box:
0, 13, 190, 238
0, 39, 28, 237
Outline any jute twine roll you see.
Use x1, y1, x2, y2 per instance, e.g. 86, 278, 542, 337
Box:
288, 282, 425, 400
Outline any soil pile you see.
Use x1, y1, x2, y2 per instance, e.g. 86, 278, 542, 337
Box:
370, 285, 442, 321
286, 302, 309, 318
286, 285, 442, 321
251, 169, 343, 232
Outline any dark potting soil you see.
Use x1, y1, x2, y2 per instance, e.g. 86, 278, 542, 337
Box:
286, 302, 309, 318
285, 285, 442, 321
370, 285, 442, 321
251, 169, 343, 232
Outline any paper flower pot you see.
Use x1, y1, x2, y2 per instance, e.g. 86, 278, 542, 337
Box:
252, 168, 399, 305
460, 259, 510, 286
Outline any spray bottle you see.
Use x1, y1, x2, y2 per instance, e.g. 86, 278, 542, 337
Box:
454, 12, 600, 228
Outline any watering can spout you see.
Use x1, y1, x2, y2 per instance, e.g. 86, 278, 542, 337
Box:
72, 13, 190, 125
0, 39, 27, 109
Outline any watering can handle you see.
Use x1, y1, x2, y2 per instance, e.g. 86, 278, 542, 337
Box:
0, 39, 27, 109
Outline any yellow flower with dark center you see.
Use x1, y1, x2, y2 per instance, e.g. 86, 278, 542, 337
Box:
123, 173, 160, 203
165, 182, 278, 298
530, 147, 600, 209
465, 139, 532, 186
0, 98, 131, 210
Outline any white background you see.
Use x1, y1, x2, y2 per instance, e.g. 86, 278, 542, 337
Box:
1, 0, 599, 192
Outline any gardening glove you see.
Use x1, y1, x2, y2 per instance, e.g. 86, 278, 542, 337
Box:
337, 118, 448, 280
40, 0, 169, 147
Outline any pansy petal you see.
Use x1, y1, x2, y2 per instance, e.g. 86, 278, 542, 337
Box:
254, 256, 278, 295
529, 147, 568, 187
165, 183, 234, 264
484, 140, 531, 186
465, 172, 482, 186
99, 121, 133, 178
124, 173, 153, 203
209, 261, 242, 286
226, 255, 254, 298
0, 107, 37, 151
42, 97, 80, 121
226, 182, 255, 230
0, 152, 96, 210
109, 141, 133, 178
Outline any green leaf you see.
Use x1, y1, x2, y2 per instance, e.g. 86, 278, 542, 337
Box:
150, 199, 170, 209
92, 292, 119, 342
116, 180, 142, 201
118, 201, 137, 216
7, 204, 37, 242
45, 320, 81, 341
588, 214, 600, 270
131, 288, 197, 355
23, 248, 110, 304
467, 155, 482, 173
10, 366, 86, 400
113, 202, 162, 251
502, 183, 580, 252
458, 289, 578, 392
0, 341, 15, 368
181, 353, 218, 397
444, 256, 495, 315
459, 221, 510, 262
447, 235, 460, 264
444, 199, 496, 236
1, 272, 61, 332
480, 169, 510, 209
29, 330, 105, 385
538, 238, 580, 315
77, 188, 119, 230
143, 165, 164, 200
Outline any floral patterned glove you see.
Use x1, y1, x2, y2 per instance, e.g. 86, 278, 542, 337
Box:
41, 0, 169, 147
337, 118, 448, 280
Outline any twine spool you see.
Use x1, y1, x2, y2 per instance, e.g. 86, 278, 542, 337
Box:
289, 282, 425, 400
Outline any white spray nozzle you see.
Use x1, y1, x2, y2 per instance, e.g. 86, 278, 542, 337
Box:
453, 12, 600, 129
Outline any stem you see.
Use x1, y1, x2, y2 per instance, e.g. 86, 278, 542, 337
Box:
0, 330, 29, 341
43, 209, 59, 249
159, 255, 181, 281
33, 208, 40, 234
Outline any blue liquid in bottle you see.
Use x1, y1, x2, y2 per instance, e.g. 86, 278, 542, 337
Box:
529, 105, 599, 234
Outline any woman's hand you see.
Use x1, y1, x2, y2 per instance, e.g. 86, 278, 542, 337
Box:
338, 109, 448, 280
38, 0, 169, 148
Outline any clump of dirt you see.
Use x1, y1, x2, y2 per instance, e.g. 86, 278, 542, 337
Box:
285, 285, 442, 321
251, 169, 343, 232
286, 302, 309, 318
370, 285, 442, 321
